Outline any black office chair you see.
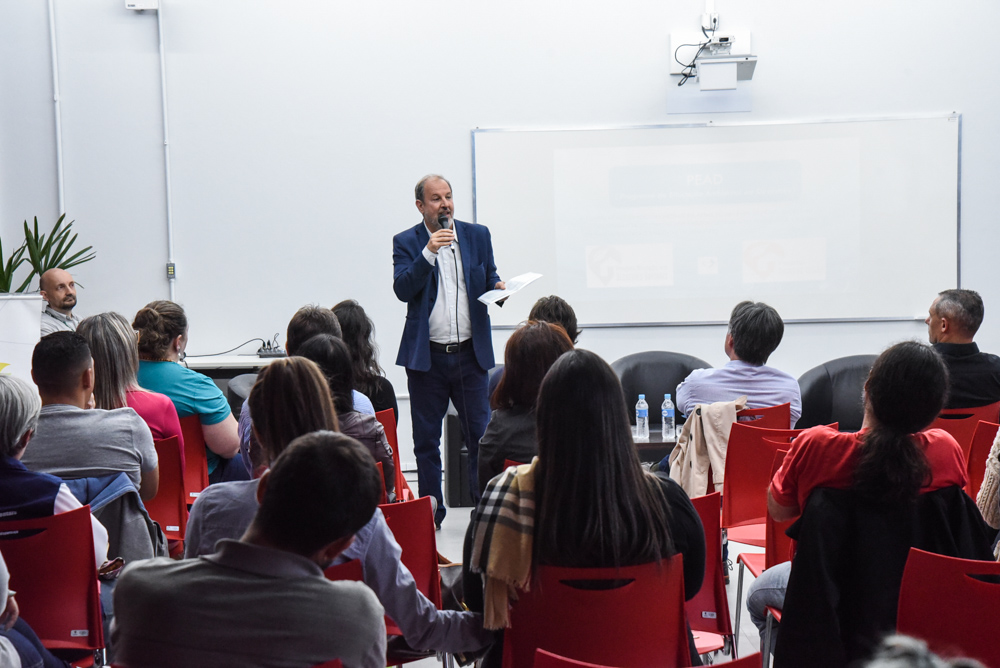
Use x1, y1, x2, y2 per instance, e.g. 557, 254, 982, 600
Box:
610, 351, 712, 425
795, 355, 877, 432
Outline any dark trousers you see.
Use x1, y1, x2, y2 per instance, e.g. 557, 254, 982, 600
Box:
407, 347, 490, 523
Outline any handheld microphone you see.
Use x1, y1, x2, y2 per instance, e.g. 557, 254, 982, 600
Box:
438, 213, 454, 250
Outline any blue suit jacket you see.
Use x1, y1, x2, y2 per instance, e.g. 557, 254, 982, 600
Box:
393, 220, 500, 373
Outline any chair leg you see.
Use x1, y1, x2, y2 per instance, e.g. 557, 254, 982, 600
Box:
442, 652, 455, 668
733, 560, 745, 659
763, 611, 774, 668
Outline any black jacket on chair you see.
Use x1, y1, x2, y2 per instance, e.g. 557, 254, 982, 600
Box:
773, 486, 996, 668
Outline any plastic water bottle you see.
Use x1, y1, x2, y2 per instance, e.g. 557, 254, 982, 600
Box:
635, 394, 649, 441
662, 393, 676, 443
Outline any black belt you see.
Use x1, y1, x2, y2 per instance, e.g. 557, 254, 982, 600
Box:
429, 340, 473, 354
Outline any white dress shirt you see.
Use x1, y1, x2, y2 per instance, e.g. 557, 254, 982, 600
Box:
422, 227, 472, 344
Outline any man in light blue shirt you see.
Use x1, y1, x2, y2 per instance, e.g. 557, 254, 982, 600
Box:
677, 301, 801, 428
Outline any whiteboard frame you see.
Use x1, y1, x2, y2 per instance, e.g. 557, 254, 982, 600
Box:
471, 113, 962, 328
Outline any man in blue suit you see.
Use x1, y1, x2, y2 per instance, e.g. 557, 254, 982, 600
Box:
393, 175, 504, 525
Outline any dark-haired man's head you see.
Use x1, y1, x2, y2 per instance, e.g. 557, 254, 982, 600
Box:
926, 289, 984, 344
246, 431, 381, 564
528, 295, 580, 344
285, 305, 342, 356
725, 301, 785, 366
31, 332, 94, 407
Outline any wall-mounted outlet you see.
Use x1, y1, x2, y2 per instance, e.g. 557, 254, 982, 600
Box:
702, 13, 719, 31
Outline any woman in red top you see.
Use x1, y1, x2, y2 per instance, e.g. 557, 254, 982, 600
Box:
750, 341, 966, 655
78, 312, 185, 466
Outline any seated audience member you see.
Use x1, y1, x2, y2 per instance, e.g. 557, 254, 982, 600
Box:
528, 295, 581, 345
21, 332, 159, 501
237, 305, 375, 473
748, 342, 973, 656
925, 289, 1000, 408
0, 375, 109, 568
185, 356, 337, 558
295, 334, 396, 499
133, 301, 244, 483
186, 358, 491, 655
677, 300, 801, 427
465, 350, 706, 667
112, 432, 387, 668
39, 268, 79, 336
334, 299, 399, 420
477, 321, 574, 494
78, 312, 184, 459
1, 548, 71, 668
487, 295, 580, 399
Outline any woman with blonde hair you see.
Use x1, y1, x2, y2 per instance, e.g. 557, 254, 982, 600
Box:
78, 312, 183, 458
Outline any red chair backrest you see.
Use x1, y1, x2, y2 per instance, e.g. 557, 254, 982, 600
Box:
765, 450, 796, 570
931, 402, 1000, 461
503, 459, 527, 469
736, 403, 792, 429
375, 462, 388, 505
897, 547, 1000, 668
686, 492, 732, 637
324, 558, 364, 582
146, 436, 189, 540
966, 420, 999, 499
0, 506, 104, 651
179, 415, 210, 501
375, 409, 413, 501
380, 496, 442, 610
504, 557, 690, 668
312, 661, 343, 668
722, 423, 806, 529
534, 649, 615, 667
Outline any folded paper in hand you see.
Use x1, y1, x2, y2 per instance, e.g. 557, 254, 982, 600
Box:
478, 272, 543, 306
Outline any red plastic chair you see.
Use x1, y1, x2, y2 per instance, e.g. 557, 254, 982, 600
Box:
145, 436, 189, 541
687, 492, 733, 658
179, 415, 210, 502
534, 649, 616, 667
504, 556, 691, 668
312, 662, 343, 668
734, 450, 794, 645
897, 547, 1000, 668
736, 403, 792, 429
930, 402, 1000, 460
0, 506, 105, 664
375, 462, 388, 504
503, 458, 527, 469
375, 408, 414, 501
722, 423, 806, 548
966, 420, 999, 499
324, 558, 364, 582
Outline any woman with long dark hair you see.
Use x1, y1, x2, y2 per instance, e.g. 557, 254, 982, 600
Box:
464, 349, 706, 666
477, 321, 573, 494
332, 299, 398, 420
749, 341, 971, 654
295, 333, 396, 499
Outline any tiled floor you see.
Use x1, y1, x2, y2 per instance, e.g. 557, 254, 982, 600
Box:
406, 471, 766, 667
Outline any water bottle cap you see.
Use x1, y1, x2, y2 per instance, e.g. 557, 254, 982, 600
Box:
664, 393, 671, 400
638, 394, 645, 399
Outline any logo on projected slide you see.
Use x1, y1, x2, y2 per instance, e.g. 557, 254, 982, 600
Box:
742, 238, 827, 283
585, 244, 674, 288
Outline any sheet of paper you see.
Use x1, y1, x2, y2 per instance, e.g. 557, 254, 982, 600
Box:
477, 272, 543, 306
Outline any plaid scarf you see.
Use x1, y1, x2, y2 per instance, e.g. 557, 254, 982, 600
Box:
469, 458, 537, 629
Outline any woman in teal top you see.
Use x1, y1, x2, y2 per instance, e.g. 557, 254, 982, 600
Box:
133, 301, 247, 483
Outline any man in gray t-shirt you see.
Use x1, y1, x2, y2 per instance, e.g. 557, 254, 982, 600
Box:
21, 332, 159, 500
113, 432, 388, 668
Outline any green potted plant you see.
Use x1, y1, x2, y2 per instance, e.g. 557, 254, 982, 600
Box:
0, 214, 95, 293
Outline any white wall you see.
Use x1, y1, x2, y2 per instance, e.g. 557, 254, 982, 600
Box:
2, 1, 999, 463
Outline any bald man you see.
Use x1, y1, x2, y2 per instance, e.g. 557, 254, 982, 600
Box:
39, 268, 79, 336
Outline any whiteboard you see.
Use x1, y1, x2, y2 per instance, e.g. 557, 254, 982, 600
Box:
473, 116, 960, 327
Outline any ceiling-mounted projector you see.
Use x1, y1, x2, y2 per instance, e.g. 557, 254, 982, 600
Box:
695, 52, 757, 91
